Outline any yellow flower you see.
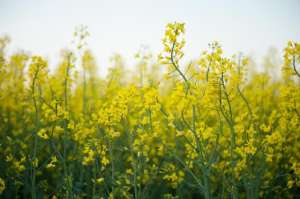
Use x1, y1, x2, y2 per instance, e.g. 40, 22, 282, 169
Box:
37, 128, 49, 140
101, 156, 110, 166
176, 130, 184, 137
46, 156, 58, 169
32, 158, 39, 168
96, 177, 104, 184
82, 147, 95, 166
0, 178, 5, 194
288, 180, 294, 189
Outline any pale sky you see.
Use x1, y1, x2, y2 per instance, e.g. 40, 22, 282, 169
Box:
1, 0, 300, 75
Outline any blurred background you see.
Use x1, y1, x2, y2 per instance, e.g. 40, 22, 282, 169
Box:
1, 0, 299, 75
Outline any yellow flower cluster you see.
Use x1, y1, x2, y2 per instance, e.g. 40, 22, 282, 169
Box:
0, 24, 299, 198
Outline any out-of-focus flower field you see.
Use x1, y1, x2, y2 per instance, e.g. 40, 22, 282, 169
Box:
0, 23, 299, 198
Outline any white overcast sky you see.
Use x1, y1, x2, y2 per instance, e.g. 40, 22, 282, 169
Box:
1, 0, 300, 74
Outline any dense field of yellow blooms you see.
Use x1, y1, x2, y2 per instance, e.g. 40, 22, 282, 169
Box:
0, 23, 299, 198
